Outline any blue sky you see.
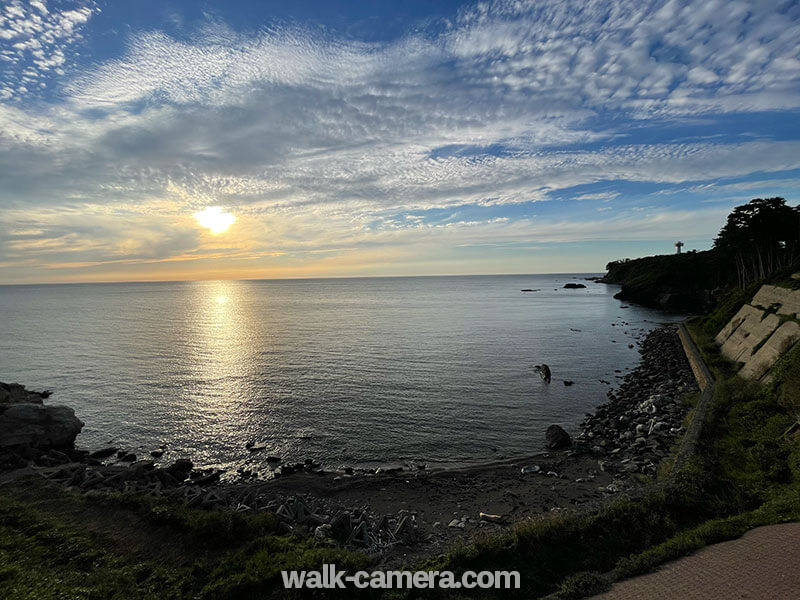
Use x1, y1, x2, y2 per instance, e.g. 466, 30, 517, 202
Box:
1, 0, 799, 283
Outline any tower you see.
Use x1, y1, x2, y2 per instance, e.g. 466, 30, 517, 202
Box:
675, 241, 684, 254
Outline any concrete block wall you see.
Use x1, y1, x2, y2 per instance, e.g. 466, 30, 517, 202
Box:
715, 283, 800, 382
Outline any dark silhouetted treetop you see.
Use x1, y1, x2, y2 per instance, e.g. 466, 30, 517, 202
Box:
713, 197, 800, 286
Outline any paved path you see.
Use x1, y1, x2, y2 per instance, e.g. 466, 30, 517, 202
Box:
593, 523, 800, 599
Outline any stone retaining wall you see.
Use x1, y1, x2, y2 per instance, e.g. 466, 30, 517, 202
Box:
715, 283, 800, 382
673, 324, 715, 472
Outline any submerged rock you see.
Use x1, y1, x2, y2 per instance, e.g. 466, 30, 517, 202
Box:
563, 283, 587, 289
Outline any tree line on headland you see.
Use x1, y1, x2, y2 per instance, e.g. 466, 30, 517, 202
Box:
603, 197, 800, 311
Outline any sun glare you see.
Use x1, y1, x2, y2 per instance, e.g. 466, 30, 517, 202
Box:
194, 206, 236, 234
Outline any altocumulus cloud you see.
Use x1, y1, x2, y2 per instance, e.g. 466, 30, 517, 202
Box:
0, 0, 799, 282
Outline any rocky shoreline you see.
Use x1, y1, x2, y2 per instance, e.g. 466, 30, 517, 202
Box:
575, 325, 697, 476
0, 325, 698, 560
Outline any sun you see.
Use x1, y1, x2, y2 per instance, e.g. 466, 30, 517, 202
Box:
194, 206, 236, 234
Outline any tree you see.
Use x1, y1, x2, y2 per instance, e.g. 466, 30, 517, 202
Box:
713, 197, 800, 287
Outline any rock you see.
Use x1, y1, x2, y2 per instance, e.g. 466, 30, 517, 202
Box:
150, 449, 164, 458
563, 283, 587, 289
479, 512, 506, 524
45, 449, 71, 465
563, 380, 575, 386
545, 424, 572, 450
132, 460, 155, 471
164, 459, 193, 478
521, 464, 541, 474
90, 447, 118, 459
534, 364, 552, 383
193, 470, 221, 486
0, 382, 47, 405
314, 524, 333, 541
118, 453, 137, 462
0, 403, 84, 448
266, 456, 281, 463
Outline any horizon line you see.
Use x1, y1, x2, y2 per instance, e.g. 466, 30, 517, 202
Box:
0, 270, 608, 287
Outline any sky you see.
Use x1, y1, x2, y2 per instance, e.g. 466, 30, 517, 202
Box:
1, 0, 799, 284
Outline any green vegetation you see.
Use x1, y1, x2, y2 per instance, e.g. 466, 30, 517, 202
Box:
555, 571, 611, 599
771, 342, 800, 420
714, 197, 800, 287
0, 482, 370, 599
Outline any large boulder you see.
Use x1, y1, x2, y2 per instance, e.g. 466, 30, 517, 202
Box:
545, 424, 572, 450
0, 403, 84, 448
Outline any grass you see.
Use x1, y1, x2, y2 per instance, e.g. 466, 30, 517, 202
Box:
0, 481, 371, 599
689, 282, 760, 345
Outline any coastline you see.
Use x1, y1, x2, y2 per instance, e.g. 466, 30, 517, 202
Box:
0, 324, 698, 563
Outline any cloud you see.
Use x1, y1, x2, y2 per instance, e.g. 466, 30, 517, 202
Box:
574, 192, 621, 201
0, 0, 799, 281
0, 0, 97, 101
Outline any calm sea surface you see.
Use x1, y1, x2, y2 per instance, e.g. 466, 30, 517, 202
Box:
0, 275, 684, 471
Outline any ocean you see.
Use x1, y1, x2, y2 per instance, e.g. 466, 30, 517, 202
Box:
0, 275, 684, 472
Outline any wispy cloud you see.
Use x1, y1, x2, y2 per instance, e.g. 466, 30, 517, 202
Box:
0, 0, 799, 282
0, 0, 97, 100
574, 192, 620, 201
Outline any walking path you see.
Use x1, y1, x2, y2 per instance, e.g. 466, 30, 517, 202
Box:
593, 522, 800, 599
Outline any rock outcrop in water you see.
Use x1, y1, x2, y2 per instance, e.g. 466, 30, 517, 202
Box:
0, 382, 84, 449
534, 364, 552, 383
